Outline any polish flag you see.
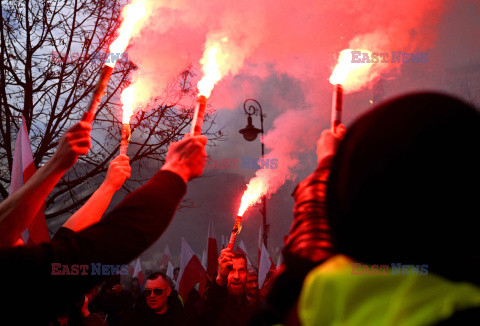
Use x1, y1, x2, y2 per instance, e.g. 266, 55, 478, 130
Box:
276, 252, 283, 268
201, 249, 207, 270
257, 227, 263, 267
206, 219, 218, 281
177, 238, 206, 300
258, 241, 272, 289
221, 235, 226, 250
166, 261, 175, 283
133, 257, 144, 285
270, 256, 277, 270
10, 116, 49, 244
159, 245, 171, 266
273, 246, 280, 263
238, 240, 254, 268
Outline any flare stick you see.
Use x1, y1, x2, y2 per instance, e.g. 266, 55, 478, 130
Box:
120, 123, 131, 155
81, 66, 114, 123
190, 95, 207, 136
331, 84, 343, 131
227, 215, 243, 250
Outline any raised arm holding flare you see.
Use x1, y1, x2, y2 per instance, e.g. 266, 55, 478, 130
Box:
62, 154, 131, 232
0, 134, 208, 323
0, 121, 92, 248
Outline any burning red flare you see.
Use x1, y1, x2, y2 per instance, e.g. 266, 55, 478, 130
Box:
190, 40, 227, 135
120, 86, 136, 155
82, 0, 147, 124
197, 40, 225, 98
237, 178, 267, 217
106, 0, 147, 68
121, 86, 136, 124
329, 49, 373, 91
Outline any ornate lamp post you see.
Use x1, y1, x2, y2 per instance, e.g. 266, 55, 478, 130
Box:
239, 99, 269, 249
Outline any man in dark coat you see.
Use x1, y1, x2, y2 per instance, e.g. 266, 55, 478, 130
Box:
120, 272, 185, 325
196, 250, 254, 325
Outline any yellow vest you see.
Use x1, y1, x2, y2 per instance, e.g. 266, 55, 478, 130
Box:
298, 255, 480, 326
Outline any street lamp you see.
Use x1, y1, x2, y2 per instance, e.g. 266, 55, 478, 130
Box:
239, 99, 269, 249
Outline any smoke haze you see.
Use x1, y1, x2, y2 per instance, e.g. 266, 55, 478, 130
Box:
50, 0, 480, 264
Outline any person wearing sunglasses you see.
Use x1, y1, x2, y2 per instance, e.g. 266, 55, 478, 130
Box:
144, 275, 171, 315
121, 272, 184, 325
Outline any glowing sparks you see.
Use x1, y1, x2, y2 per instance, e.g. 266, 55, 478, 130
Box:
237, 178, 267, 217
121, 86, 136, 124
329, 49, 373, 89
197, 40, 227, 98
106, 0, 147, 68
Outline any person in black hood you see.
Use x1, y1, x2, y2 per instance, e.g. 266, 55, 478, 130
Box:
294, 92, 480, 325
326, 92, 480, 283
252, 92, 480, 325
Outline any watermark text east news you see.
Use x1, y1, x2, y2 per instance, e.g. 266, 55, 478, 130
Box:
51, 263, 128, 276
351, 51, 428, 64
352, 263, 429, 275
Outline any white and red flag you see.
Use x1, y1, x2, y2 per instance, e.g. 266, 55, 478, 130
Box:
258, 241, 273, 289
166, 261, 175, 283
133, 257, 144, 286
273, 246, 280, 262
206, 218, 218, 281
238, 240, 254, 268
276, 252, 283, 268
177, 238, 206, 300
257, 227, 263, 267
10, 116, 50, 244
201, 249, 207, 270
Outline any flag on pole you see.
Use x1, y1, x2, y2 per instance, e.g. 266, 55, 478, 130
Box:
257, 227, 263, 267
206, 218, 218, 281
221, 235, 226, 250
166, 261, 175, 283
201, 249, 207, 270
273, 246, 280, 263
258, 241, 272, 289
10, 116, 49, 244
133, 257, 144, 286
177, 238, 206, 300
238, 240, 254, 268
276, 252, 283, 268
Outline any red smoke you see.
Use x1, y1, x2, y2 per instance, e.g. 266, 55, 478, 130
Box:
125, 0, 446, 201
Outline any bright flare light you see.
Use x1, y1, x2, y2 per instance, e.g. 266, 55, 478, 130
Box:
106, 0, 147, 68
237, 178, 267, 217
329, 49, 373, 88
121, 86, 136, 124
197, 42, 224, 98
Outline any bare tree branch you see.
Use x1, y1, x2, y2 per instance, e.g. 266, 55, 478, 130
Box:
0, 0, 225, 227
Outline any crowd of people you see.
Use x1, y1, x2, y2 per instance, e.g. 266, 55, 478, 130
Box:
1, 92, 479, 325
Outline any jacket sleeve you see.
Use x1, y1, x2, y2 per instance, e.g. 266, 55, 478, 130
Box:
282, 155, 334, 266
0, 170, 186, 322
254, 156, 334, 325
